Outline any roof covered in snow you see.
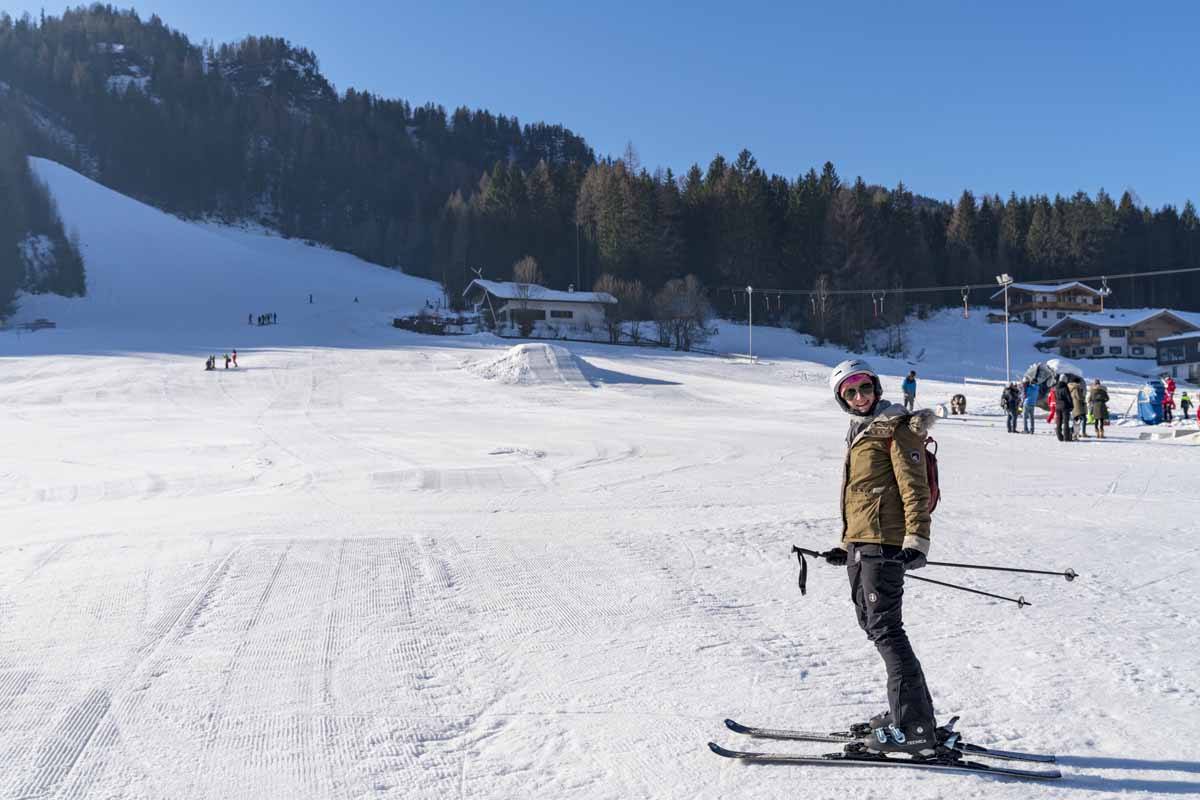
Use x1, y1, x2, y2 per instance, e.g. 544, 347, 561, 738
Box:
1157, 330, 1200, 344
989, 281, 1100, 300
464, 279, 617, 304
1042, 309, 1200, 336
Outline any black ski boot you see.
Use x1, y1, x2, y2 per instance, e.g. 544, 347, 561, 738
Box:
848, 710, 892, 737
855, 723, 939, 758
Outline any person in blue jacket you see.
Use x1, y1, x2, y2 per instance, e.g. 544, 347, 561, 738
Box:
901, 371, 917, 411
1022, 379, 1039, 434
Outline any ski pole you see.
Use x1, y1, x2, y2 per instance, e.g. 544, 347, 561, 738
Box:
792, 545, 1035, 606
923, 560, 1078, 582
792, 545, 1077, 582
906, 573, 1030, 608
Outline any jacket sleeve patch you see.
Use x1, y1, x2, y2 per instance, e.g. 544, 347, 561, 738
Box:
908, 450, 922, 464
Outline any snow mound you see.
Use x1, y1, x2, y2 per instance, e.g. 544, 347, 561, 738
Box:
467, 343, 593, 387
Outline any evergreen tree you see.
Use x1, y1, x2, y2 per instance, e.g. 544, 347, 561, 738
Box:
945, 190, 980, 284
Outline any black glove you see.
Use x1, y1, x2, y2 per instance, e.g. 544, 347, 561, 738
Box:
822, 547, 848, 567
900, 548, 927, 571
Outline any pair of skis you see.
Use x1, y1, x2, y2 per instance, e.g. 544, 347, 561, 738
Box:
710, 717, 1062, 780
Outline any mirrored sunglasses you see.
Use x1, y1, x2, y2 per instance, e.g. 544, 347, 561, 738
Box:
841, 382, 875, 401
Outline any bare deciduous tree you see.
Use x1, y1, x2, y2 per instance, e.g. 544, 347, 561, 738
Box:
593, 273, 648, 344
511, 255, 543, 335
512, 255, 543, 286
653, 274, 713, 351
808, 273, 834, 344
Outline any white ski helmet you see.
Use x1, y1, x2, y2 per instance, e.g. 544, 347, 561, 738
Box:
829, 358, 883, 414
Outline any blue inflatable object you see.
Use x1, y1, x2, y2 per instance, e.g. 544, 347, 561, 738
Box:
1138, 380, 1164, 425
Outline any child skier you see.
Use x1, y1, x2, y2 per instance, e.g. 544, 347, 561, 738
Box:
1180, 392, 1192, 421
820, 359, 938, 757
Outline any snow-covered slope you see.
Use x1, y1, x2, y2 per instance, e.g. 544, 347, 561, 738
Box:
8, 158, 442, 350
0, 160, 1196, 800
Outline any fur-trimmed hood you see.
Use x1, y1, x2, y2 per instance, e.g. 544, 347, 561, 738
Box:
845, 401, 937, 448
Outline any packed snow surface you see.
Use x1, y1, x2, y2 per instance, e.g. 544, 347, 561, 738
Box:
1, 160, 1198, 799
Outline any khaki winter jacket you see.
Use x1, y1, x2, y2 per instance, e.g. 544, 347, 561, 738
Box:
1088, 386, 1110, 419
1069, 382, 1086, 420
840, 402, 934, 554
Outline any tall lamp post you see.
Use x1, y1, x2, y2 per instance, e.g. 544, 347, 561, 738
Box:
995, 273, 1014, 383
746, 285, 754, 362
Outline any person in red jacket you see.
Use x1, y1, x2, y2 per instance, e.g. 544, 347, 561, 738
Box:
1163, 390, 1175, 423
1047, 385, 1057, 425
1164, 375, 1177, 398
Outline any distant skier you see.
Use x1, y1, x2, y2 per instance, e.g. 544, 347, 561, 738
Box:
820, 360, 939, 758
1181, 391, 1193, 421
1088, 379, 1109, 438
232, 349, 238, 368
1054, 376, 1073, 441
1022, 380, 1038, 434
248, 313, 253, 325
1001, 383, 1020, 433
1163, 390, 1174, 423
224, 353, 231, 369
1047, 384, 1057, 427
901, 371, 917, 412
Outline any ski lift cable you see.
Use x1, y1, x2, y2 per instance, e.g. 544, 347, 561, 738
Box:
715, 265, 1200, 299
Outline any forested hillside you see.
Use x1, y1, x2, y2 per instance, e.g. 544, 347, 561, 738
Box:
0, 104, 85, 316
2, 5, 1198, 343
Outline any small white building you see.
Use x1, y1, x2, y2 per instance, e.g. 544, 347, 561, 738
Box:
989, 281, 1104, 329
463, 279, 617, 337
1041, 309, 1200, 360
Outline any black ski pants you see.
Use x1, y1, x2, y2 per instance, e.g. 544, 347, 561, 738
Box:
846, 543, 936, 731
1056, 411, 1072, 441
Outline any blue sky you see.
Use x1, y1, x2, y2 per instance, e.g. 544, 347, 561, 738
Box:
6, 1, 1199, 208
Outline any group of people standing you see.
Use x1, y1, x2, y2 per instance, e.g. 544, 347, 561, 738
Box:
1160, 375, 1196, 423
205, 350, 238, 370
251, 313, 278, 326
1000, 376, 1110, 440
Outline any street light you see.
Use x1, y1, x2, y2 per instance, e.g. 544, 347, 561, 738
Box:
996, 273, 1014, 383
746, 285, 754, 362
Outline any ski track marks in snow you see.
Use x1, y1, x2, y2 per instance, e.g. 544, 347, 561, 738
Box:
1, 530, 856, 799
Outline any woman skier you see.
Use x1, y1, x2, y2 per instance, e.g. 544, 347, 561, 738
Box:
1088, 379, 1110, 438
821, 359, 939, 757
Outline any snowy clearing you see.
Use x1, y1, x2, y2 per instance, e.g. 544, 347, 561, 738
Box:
1, 160, 1197, 799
